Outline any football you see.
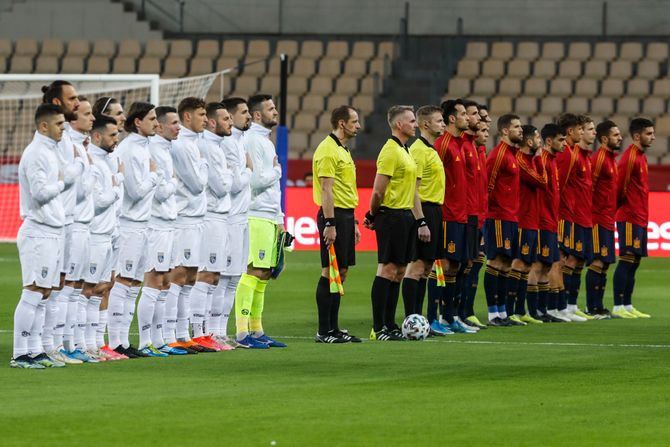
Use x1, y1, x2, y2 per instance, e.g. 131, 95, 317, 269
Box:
401, 314, 430, 340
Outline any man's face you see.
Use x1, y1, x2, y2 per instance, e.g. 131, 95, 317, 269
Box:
551, 134, 567, 153
422, 112, 446, 138
581, 121, 596, 147
189, 107, 207, 133
137, 109, 158, 137
466, 105, 480, 131
637, 127, 655, 148
43, 113, 66, 142
340, 109, 361, 139
98, 123, 120, 151
158, 112, 180, 141
605, 126, 623, 151
54, 85, 80, 119
231, 103, 252, 131
452, 104, 469, 132
507, 119, 523, 145
475, 123, 489, 146
528, 130, 542, 152
397, 110, 418, 139
257, 99, 279, 128
214, 108, 233, 137
479, 109, 492, 124
568, 124, 584, 144
71, 100, 95, 133
107, 102, 126, 132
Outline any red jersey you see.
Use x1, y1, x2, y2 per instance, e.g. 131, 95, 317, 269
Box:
538, 150, 560, 232
486, 141, 520, 222
517, 151, 547, 230
570, 145, 593, 228
556, 143, 579, 222
461, 132, 480, 217
591, 146, 618, 231
435, 131, 467, 223
615, 144, 649, 227
478, 145, 488, 229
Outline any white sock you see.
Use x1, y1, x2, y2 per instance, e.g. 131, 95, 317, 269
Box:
568, 304, 577, 312
63, 288, 81, 352
137, 286, 159, 349
28, 298, 47, 356
13, 289, 42, 358
613, 305, 623, 312
204, 285, 213, 333
107, 282, 129, 349
85, 296, 102, 350
152, 290, 167, 347
74, 294, 88, 350
121, 286, 140, 348
487, 311, 499, 321
41, 290, 59, 353
52, 290, 69, 349
498, 310, 508, 319
176, 284, 192, 341
190, 281, 210, 338
624, 304, 634, 311
163, 283, 181, 344
221, 275, 239, 336
208, 276, 229, 336
97, 309, 108, 348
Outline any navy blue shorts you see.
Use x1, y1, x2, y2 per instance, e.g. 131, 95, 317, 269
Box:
538, 230, 560, 265
558, 219, 573, 253
571, 223, 593, 262
442, 220, 467, 263
517, 228, 539, 264
484, 218, 518, 260
478, 229, 485, 253
617, 221, 648, 257
591, 224, 616, 264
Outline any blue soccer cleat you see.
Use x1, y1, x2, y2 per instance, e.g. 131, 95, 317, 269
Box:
448, 321, 477, 334
430, 320, 454, 335
10, 354, 46, 369
157, 344, 188, 355
236, 335, 270, 349
63, 348, 99, 363
139, 344, 169, 357
253, 334, 287, 348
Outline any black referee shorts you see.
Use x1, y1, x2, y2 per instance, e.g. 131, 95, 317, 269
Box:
317, 207, 356, 269
413, 202, 443, 262
375, 207, 415, 265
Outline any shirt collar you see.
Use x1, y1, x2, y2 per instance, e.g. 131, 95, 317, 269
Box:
418, 136, 434, 149
179, 126, 201, 140
204, 129, 224, 144
149, 134, 172, 149
69, 127, 88, 145
390, 135, 408, 150
33, 131, 59, 149
329, 133, 348, 151
249, 122, 272, 138
88, 142, 111, 157
126, 132, 150, 146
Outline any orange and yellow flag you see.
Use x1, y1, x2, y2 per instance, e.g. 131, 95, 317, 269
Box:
433, 259, 446, 287
328, 244, 344, 295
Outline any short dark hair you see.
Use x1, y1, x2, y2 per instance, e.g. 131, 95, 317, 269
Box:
248, 94, 273, 114
579, 114, 593, 126
596, 120, 618, 143
205, 102, 226, 119
155, 106, 177, 123
416, 105, 442, 123
522, 124, 537, 144
330, 105, 355, 129
124, 101, 155, 133
629, 117, 654, 137
541, 123, 563, 141
35, 103, 64, 125
177, 97, 206, 121
461, 99, 479, 110
91, 113, 118, 132
221, 97, 247, 114
557, 113, 580, 134
497, 113, 520, 131
440, 99, 464, 120
41, 80, 73, 104
92, 96, 120, 116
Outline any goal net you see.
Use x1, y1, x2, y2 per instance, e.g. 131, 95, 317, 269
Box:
0, 72, 227, 242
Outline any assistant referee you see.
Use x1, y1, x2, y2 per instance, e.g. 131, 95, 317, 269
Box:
364, 105, 429, 341
312, 105, 362, 344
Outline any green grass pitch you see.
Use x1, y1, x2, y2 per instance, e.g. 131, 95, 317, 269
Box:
0, 243, 669, 446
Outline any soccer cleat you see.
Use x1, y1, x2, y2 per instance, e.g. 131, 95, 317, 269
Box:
315, 332, 347, 344
541, 312, 566, 323
10, 355, 46, 369
192, 335, 223, 351
369, 327, 404, 341
560, 309, 587, 322
574, 309, 594, 320
611, 308, 637, 319
335, 329, 362, 343
448, 321, 477, 334
519, 314, 543, 324
465, 316, 488, 329
124, 345, 150, 358
487, 317, 508, 327
455, 317, 480, 332
51, 349, 83, 364
253, 334, 287, 348
84, 349, 108, 362
429, 320, 453, 336
547, 309, 571, 322
157, 344, 188, 355
101, 345, 128, 360
236, 335, 270, 349
139, 344, 169, 357
628, 307, 651, 318
168, 341, 200, 354
211, 335, 237, 350
508, 315, 528, 326
113, 345, 137, 359
32, 353, 65, 368
65, 348, 99, 363
174, 339, 216, 353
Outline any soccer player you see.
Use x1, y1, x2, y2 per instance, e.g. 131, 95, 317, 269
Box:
11, 104, 67, 368
483, 113, 524, 326
508, 125, 546, 325
93, 96, 126, 133
587, 120, 622, 318
166, 97, 215, 353
219, 97, 253, 347
533, 124, 568, 323
364, 105, 428, 341
143, 106, 188, 356
234, 94, 287, 348
190, 102, 234, 351
612, 118, 655, 319
107, 102, 159, 358
313, 105, 363, 343
401, 105, 445, 325
431, 99, 476, 334
85, 114, 127, 360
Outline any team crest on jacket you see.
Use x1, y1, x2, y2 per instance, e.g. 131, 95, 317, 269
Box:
125, 261, 133, 272
601, 246, 608, 257
575, 241, 583, 253
564, 237, 570, 247
209, 253, 217, 264
542, 245, 550, 257
447, 241, 456, 254
89, 263, 97, 275
633, 238, 641, 249
184, 249, 191, 260
504, 238, 511, 250
521, 243, 530, 256
157, 252, 164, 263
259, 249, 265, 260
41, 267, 48, 278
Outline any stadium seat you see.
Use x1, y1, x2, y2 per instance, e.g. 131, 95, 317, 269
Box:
14, 38, 38, 57
448, 77, 472, 96
259, 76, 280, 95
617, 97, 641, 115
351, 42, 375, 61
87, 56, 110, 74
654, 116, 670, 136
326, 94, 350, 111
558, 60, 582, 78
65, 39, 90, 58
642, 97, 665, 115
575, 78, 598, 97
266, 58, 281, 75
247, 40, 270, 58
242, 57, 267, 76
490, 96, 512, 115
92, 40, 116, 58
532, 60, 556, 78
620, 42, 643, 61
490, 42, 514, 61
163, 57, 187, 78
335, 77, 359, 95
541, 42, 565, 61
515, 97, 538, 115
654, 79, 670, 96
310, 76, 334, 95
601, 79, 624, 97
118, 39, 142, 58
195, 39, 220, 58
40, 39, 64, 58
457, 60, 479, 78
112, 57, 136, 74
360, 76, 377, 94
516, 41, 540, 61
481, 59, 505, 78
637, 60, 660, 80
35, 56, 59, 73
289, 131, 308, 158
293, 112, 316, 131
190, 57, 214, 75
301, 94, 324, 113
507, 60, 531, 78
472, 78, 496, 96
646, 42, 668, 61
301, 40, 324, 59
234, 76, 258, 96
530, 114, 554, 128
170, 40, 193, 58
377, 42, 395, 59
276, 40, 299, 57
137, 57, 161, 74
591, 97, 614, 115
317, 113, 332, 132
293, 58, 316, 77
326, 41, 348, 59
215, 56, 239, 71
627, 79, 650, 97
464, 42, 488, 60
550, 78, 573, 97
369, 59, 389, 77
593, 42, 617, 60
0, 39, 11, 58
609, 61, 633, 79
309, 132, 329, 151
318, 58, 343, 76
498, 78, 521, 96
222, 40, 245, 58
584, 60, 607, 79
343, 59, 367, 76
567, 42, 591, 61
9, 56, 33, 73
61, 56, 84, 74
287, 76, 308, 95
352, 94, 374, 114
565, 97, 588, 113
540, 97, 564, 115
524, 78, 548, 97
286, 95, 300, 111
145, 39, 168, 58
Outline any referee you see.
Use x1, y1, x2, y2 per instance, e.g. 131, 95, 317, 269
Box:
313, 105, 362, 343
364, 105, 429, 341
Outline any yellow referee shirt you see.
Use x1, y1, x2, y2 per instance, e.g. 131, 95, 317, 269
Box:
409, 136, 445, 205
376, 136, 417, 210
312, 133, 358, 209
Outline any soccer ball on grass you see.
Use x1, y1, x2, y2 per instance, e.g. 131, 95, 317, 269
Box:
401, 314, 430, 340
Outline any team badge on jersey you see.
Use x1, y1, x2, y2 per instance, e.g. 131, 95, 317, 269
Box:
564, 237, 570, 247
157, 252, 164, 263
41, 267, 48, 278
601, 246, 608, 257
447, 241, 456, 254
89, 263, 97, 275
209, 253, 217, 264
575, 241, 583, 253
184, 249, 191, 260
125, 261, 133, 272
504, 238, 511, 250
633, 238, 641, 249
542, 245, 550, 257
521, 243, 530, 255
259, 249, 265, 260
